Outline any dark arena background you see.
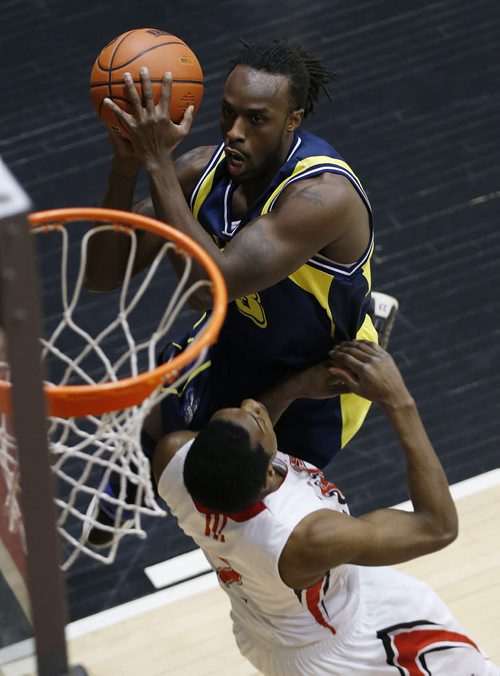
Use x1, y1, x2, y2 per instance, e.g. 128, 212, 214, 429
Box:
1, 0, 499, 626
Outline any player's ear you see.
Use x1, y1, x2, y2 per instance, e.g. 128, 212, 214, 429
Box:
287, 108, 304, 132
260, 462, 276, 495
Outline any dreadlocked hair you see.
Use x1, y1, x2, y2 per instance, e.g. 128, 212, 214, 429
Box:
229, 36, 338, 117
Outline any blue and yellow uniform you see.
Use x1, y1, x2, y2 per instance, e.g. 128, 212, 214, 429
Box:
160, 130, 377, 467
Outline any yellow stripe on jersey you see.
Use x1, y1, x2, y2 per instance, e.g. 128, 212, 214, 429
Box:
361, 239, 374, 289
339, 313, 378, 447
339, 391, 371, 448
161, 359, 212, 396
192, 312, 208, 330
192, 153, 226, 219
357, 312, 377, 343
261, 156, 367, 215
288, 264, 336, 337
358, 239, 374, 296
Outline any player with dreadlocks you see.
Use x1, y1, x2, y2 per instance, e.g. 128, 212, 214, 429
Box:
85, 37, 384, 546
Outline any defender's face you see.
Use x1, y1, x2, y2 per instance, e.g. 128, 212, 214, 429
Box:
211, 399, 278, 458
220, 65, 297, 182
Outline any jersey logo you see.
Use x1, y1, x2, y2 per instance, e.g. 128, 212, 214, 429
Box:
377, 620, 480, 675
290, 457, 347, 503
146, 29, 170, 37
215, 557, 242, 587
204, 513, 228, 542
235, 293, 267, 328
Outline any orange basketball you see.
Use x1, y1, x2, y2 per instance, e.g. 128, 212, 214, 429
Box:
90, 28, 204, 136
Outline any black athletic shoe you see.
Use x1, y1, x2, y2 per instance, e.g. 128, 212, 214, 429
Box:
82, 496, 133, 549
369, 291, 399, 350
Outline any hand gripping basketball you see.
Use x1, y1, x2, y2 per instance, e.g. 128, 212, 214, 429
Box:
103, 68, 194, 160
90, 28, 204, 138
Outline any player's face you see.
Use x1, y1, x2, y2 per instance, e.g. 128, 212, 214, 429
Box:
221, 65, 303, 182
212, 399, 277, 458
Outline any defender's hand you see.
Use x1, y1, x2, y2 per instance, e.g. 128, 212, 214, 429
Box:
328, 340, 411, 408
258, 359, 349, 427
286, 360, 350, 400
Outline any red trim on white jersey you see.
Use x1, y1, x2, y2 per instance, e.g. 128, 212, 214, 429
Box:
378, 621, 481, 675
304, 573, 336, 635
193, 498, 266, 522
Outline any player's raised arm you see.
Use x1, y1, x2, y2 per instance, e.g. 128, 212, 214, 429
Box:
84, 119, 214, 292
86, 29, 211, 292
279, 341, 458, 590
256, 359, 350, 426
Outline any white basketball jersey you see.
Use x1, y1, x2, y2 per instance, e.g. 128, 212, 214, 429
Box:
158, 443, 361, 647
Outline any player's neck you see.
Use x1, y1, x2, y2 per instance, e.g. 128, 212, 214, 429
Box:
234, 134, 296, 209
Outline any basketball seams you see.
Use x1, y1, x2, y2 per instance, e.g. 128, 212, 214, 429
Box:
90, 80, 204, 89
107, 31, 138, 103
110, 41, 190, 71
101, 28, 136, 53
94, 39, 199, 82
94, 60, 111, 74
93, 82, 204, 118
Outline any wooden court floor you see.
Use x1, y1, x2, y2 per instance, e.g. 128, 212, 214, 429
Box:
62, 480, 500, 676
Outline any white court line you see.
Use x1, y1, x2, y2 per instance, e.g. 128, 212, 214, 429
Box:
0, 638, 35, 671
0, 573, 219, 667
67, 571, 218, 641
2, 468, 499, 666
144, 547, 208, 589
392, 466, 500, 511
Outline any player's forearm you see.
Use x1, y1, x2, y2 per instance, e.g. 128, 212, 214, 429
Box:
102, 155, 140, 211
85, 157, 140, 291
85, 229, 131, 292
258, 384, 296, 427
383, 399, 458, 545
260, 361, 346, 426
259, 371, 321, 427
147, 156, 225, 308
147, 156, 217, 254
86, 154, 136, 291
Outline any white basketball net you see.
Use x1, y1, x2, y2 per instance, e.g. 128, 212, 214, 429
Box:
0, 358, 24, 542
0, 222, 212, 570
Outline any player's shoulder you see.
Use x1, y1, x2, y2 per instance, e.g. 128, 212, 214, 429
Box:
175, 145, 217, 177
278, 169, 359, 217
282, 129, 360, 206
175, 145, 217, 197
153, 430, 197, 484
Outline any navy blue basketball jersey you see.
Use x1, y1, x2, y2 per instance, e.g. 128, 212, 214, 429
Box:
160, 130, 377, 466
